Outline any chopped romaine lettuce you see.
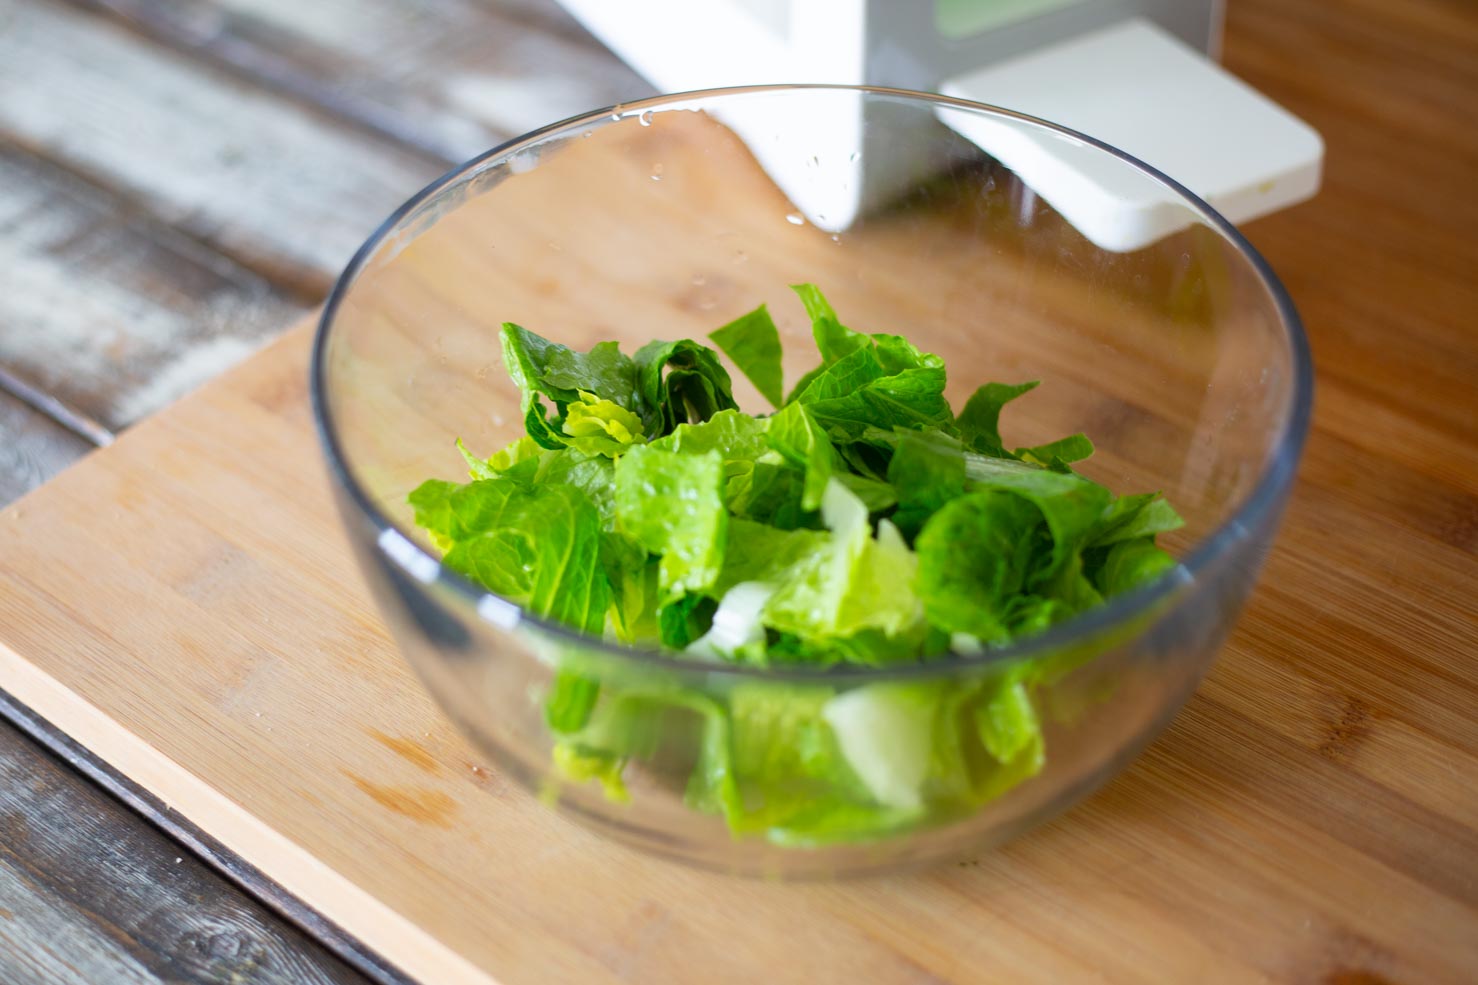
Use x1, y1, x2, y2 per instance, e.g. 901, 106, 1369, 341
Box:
411, 284, 1183, 845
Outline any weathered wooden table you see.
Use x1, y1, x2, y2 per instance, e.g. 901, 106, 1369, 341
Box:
0, 0, 1473, 981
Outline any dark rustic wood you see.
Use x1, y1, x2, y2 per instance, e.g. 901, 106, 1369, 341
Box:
0, 391, 92, 505
0, 143, 304, 433
0, 0, 442, 296
0, 711, 371, 984
67, 0, 652, 164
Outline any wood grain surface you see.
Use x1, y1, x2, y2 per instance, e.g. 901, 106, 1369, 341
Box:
0, 0, 440, 295
0, 0, 1473, 983
1, 42, 1475, 983
0, 392, 91, 504
70, 0, 651, 162
0, 2, 634, 979
0, 144, 300, 432
0, 722, 366, 985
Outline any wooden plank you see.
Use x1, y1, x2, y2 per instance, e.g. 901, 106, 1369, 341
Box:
0, 391, 92, 505
0, 0, 441, 296
0, 30, 1474, 979
0, 144, 303, 431
69, 0, 652, 164
0, 717, 369, 985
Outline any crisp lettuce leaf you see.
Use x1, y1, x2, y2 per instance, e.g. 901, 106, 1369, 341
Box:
791, 282, 868, 366
915, 491, 1044, 643
1090, 493, 1185, 547
649, 408, 768, 460
1092, 537, 1178, 596
964, 464, 1113, 582
457, 435, 542, 481
1016, 433, 1094, 470
545, 671, 600, 734
793, 344, 886, 404
725, 455, 810, 529
500, 324, 637, 449
542, 340, 638, 409
411, 477, 610, 634
956, 380, 1038, 457
560, 391, 646, 458
416, 284, 1184, 848
887, 427, 966, 538
615, 445, 727, 596
709, 304, 785, 408
823, 682, 937, 809
805, 365, 954, 442
632, 338, 739, 436
537, 449, 616, 528
764, 481, 924, 648
765, 401, 838, 511
871, 333, 943, 374
713, 519, 828, 596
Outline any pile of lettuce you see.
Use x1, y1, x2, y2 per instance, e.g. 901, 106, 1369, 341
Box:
409, 285, 1182, 844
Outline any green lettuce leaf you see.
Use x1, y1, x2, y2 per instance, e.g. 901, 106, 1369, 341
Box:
915, 491, 1044, 644
542, 340, 638, 409
956, 380, 1038, 457
1092, 537, 1178, 596
1016, 433, 1095, 470
632, 339, 739, 436
807, 367, 954, 442
763, 481, 924, 648
792, 282, 868, 366
709, 304, 785, 408
615, 445, 728, 596
411, 477, 609, 634
964, 463, 1113, 582
765, 401, 838, 511
561, 391, 647, 458
887, 428, 966, 539
1089, 493, 1186, 547
501, 325, 640, 448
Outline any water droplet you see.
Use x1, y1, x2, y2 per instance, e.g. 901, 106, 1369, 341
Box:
785, 213, 805, 226
547, 241, 563, 252
733, 250, 748, 264
650, 174, 662, 181
691, 273, 706, 286
582, 130, 593, 138
830, 234, 841, 243
638, 110, 654, 127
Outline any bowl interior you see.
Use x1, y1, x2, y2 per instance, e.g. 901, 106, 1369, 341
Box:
322, 88, 1300, 593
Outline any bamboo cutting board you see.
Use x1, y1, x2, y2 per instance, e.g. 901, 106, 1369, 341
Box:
3, 123, 1478, 985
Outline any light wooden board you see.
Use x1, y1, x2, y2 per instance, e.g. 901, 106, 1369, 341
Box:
1, 93, 1476, 985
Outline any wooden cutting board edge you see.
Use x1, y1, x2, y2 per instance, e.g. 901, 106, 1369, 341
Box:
0, 321, 482, 985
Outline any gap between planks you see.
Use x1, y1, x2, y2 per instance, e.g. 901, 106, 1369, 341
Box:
0, 689, 413, 985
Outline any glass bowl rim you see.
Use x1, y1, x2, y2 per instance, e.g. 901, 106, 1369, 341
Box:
310, 83, 1313, 683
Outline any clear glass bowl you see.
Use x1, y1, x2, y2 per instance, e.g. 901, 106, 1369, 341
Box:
311, 86, 1311, 878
